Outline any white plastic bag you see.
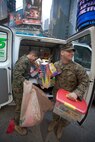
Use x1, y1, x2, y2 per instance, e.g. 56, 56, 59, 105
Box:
20, 80, 53, 127
20, 80, 42, 127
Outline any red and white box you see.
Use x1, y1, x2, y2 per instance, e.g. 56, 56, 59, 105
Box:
53, 89, 87, 122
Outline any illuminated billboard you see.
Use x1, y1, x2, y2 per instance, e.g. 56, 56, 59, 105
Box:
23, 0, 42, 25
76, 0, 95, 30
9, 9, 23, 27
9, 0, 42, 27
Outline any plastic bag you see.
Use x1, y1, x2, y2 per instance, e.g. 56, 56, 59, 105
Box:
33, 85, 53, 112
20, 80, 53, 127
20, 80, 42, 127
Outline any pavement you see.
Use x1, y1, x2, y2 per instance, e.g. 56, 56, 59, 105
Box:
0, 104, 95, 142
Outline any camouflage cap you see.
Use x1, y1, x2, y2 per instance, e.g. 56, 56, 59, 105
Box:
60, 42, 75, 51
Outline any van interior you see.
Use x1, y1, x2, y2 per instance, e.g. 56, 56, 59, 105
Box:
19, 38, 61, 98
19, 39, 60, 61
18, 37, 92, 100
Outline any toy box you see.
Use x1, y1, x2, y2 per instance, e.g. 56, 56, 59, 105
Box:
36, 58, 58, 89
53, 89, 87, 122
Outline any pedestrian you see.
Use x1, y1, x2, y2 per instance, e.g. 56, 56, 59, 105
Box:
12, 50, 38, 135
48, 42, 89, 139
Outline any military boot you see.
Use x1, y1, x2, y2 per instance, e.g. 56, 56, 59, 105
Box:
48, 120, 58, 132
15, 125, 28, 136
56, 122, 63, 140
56, 119, 69, 139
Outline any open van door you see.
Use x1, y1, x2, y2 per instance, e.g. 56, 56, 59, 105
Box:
0, 25, 13, 108
66, 26, 95, 125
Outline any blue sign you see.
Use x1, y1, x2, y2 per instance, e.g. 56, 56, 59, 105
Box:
76, 0, 95, 31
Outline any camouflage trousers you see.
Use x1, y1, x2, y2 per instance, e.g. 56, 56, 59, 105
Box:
12, 87, 23, 125
52, 89, 70, 127
53, 113, 70, 127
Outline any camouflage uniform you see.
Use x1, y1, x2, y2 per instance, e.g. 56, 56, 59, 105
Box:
12, 55, 34, 125
52, 60, 89, 125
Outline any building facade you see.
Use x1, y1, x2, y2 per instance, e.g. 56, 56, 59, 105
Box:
49, 0, 78, 39
7, 0, 16, 12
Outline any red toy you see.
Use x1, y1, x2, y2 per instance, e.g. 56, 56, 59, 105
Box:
6, 119, 15, 134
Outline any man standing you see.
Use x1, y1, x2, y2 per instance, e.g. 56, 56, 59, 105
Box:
12, 50, 38, 135
48, 43, 89, 139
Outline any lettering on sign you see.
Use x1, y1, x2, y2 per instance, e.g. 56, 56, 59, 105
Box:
0, 38, 6, 49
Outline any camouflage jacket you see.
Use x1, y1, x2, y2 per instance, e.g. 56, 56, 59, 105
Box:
12, 55, 34, 90
52, 60, 89, 100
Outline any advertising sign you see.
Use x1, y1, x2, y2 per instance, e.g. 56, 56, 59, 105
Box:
76, 0, 95, 31
23, 0, 42, 25
9, 9, 23, 27
9, 0, 42, 27
0, 32, 7, 62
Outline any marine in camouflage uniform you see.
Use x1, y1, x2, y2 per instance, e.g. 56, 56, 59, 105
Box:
52, 60, 89, 127
12, 53, 38, 125
53, 60, 89, 101
48, 43, 89, 139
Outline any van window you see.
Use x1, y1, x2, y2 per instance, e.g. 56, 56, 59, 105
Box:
74, 45, 91, 69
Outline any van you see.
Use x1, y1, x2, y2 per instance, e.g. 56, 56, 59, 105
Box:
0, 25, 66, 107
0, 25, 95, 124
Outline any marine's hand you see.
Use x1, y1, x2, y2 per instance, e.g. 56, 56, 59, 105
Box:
24, 79, 30, 84
66, 92, 77, 101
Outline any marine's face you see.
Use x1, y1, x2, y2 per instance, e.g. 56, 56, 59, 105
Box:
61, 50, 74, 62
29, 54, 38, 62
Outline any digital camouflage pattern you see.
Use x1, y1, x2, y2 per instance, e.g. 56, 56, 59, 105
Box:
12, 55, 34, 125
52, 60, 89, 101
12, 55, 32, 93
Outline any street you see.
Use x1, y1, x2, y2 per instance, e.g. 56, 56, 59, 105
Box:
0, 104, 95, 142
